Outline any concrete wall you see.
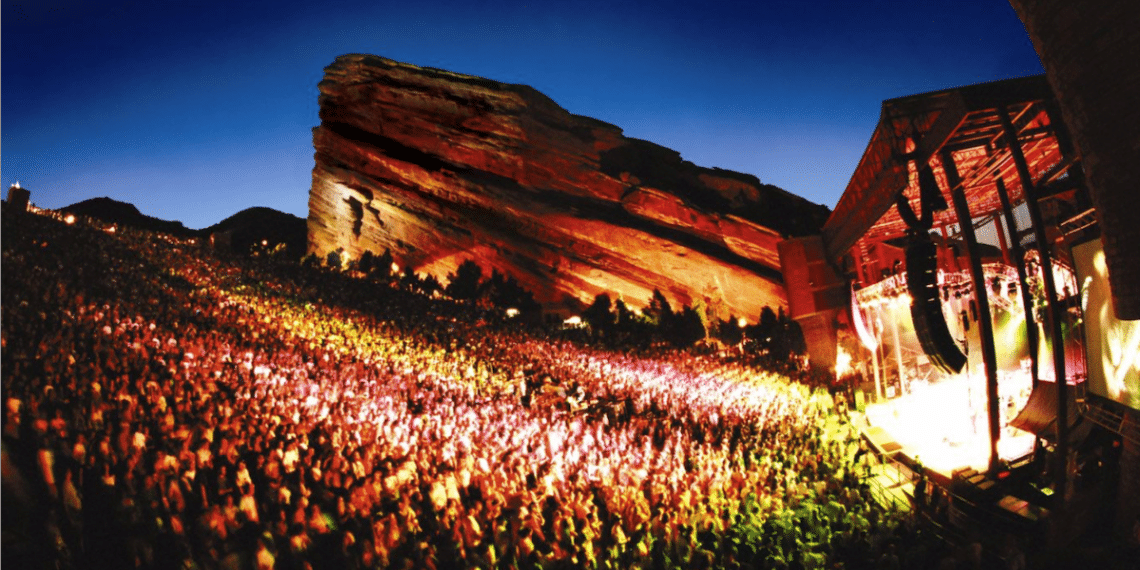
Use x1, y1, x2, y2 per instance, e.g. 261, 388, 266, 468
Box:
778, 236, 847, 372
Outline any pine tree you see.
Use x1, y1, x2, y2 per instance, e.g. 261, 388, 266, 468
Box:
445, 260, 483, 300
358, 250, 375, 275
582, 293, 614, 331
325, 249, 343, 270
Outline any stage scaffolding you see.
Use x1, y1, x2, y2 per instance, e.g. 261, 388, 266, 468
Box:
790, 75, 1095, 497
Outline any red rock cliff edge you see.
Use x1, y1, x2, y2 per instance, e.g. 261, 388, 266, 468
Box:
308, 54, 830, 317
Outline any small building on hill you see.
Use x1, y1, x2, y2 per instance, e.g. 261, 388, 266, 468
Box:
7, 182, 30, 212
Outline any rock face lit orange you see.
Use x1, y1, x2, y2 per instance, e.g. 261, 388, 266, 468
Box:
308, 54, 829, 317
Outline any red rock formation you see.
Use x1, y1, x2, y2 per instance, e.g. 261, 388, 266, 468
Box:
308, 54, 829, 318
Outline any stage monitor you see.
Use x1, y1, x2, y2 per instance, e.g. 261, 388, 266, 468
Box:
1073, 238, 1140, 410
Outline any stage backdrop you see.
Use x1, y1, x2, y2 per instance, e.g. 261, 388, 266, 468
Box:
1073, 238, 1140, 410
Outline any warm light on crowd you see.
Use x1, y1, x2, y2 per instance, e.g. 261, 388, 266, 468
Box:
0, 206, 973, 570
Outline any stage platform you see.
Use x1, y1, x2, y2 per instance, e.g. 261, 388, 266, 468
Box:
858, 373, 1037, 481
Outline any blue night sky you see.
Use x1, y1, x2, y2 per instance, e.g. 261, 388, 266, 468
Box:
3, 0, 1043, 230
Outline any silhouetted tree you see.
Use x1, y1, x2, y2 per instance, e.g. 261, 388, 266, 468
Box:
601, 298, 657, 348
714, 316, 744, 345
614, 298, 637, 329
492, 272, 540, 314
444, 260, 483, 300
417, 273, 443, 297
748, 306, 807, 363
477, 269, 539, 313
515, 288, 542, 317
669, 304, 706, 347
325, 248, 343, 270
582, 293, 614, 331
376, 249, 395, 280
781, 307, 807, 357
692, 299, 711, 336
759, 306, 778, 334
358, 250, 375, 275
479, 269, 508, 306
645, 289, 673, 326
400, 265, 419, 291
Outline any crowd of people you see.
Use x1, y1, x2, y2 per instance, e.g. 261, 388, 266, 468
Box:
4, 204, 970, 569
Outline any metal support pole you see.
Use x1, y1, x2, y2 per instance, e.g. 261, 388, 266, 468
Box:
994, 177, 1040, 389
995, 216, 1011, 266
939, 225, 958, 272
943, 150, 1003, 474
891, 306, 905, 397
855, 240, 869, 285
873, 337, 883, 401
999, 104, 1068, 500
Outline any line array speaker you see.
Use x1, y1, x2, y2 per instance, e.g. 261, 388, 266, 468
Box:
907, 234, 967, 374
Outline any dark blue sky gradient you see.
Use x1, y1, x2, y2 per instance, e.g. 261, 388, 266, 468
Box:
3, 0, 1043, 229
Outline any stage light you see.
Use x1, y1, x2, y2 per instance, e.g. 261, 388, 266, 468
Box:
852, 288, 879, 351
1080, 276, 1093, 313
506, 308, 520, 318
835, 347, 853, 378
1002, 309, 1027, 350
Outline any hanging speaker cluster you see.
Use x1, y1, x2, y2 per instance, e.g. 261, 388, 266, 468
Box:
907, 234, 967, 374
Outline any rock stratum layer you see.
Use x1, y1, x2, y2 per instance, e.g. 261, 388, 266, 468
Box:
309, 54, 830, 318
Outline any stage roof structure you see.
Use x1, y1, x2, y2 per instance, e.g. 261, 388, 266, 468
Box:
800, 74, 1093, 481
822, 75, 1082, 266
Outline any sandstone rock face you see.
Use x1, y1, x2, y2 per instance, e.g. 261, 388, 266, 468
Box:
309, 54, 830, 318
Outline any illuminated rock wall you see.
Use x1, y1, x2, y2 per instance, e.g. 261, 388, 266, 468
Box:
308, 54, 829, 317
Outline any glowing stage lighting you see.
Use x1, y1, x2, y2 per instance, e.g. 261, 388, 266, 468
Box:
835, 347, 853, 378
863, 370, 1035, 477
852, 286, 879, 351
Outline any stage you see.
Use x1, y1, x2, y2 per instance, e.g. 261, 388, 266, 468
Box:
861, 369, 1038, 479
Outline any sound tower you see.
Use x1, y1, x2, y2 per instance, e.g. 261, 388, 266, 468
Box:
907, 234, 967, 374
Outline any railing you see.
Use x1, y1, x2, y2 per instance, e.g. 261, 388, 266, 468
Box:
862, 449, 916, 512
865, 468, 912, 511
1080, 397, 1140, 446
